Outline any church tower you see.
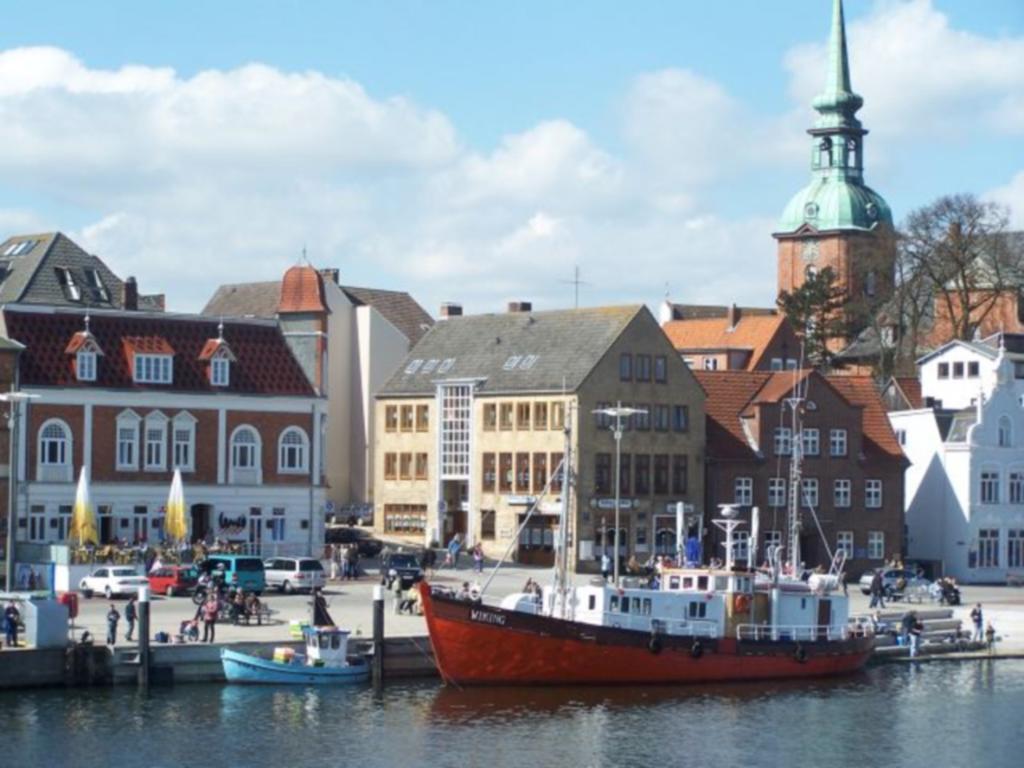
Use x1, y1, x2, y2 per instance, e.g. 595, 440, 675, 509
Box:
774, 0, 893, 337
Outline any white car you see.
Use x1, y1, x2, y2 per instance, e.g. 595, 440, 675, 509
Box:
263, 557, 325, 593
79, 567, 149, 599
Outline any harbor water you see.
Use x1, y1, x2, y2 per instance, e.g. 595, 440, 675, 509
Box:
1, 661, 1022, 768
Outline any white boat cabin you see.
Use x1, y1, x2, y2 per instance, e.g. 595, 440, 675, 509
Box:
302, 627, 352, 666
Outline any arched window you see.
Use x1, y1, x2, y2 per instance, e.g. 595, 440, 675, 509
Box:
38, 419, 72, 482
277, 427, 309, 473
230, 426, 261, 485
999, 416, 1013, 448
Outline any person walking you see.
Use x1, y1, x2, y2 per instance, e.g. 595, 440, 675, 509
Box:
970, 603, 984, 643
601, 552, 612, 582
3, 601, 20, 648
106, 603, 121, 646
868, 570, 886, 609
446, 533, 462, 570
124, 596, 138, 642
202, 594, 220, 643
472, 543, 484, 574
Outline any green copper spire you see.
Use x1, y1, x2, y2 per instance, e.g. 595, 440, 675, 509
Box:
812, 0, 863, 131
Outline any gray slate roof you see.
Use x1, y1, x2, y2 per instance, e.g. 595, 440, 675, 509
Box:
202, 279, 434, 344
379, 305, 645, 397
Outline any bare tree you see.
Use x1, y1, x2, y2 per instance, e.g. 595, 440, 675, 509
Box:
901, 194, 1022, 341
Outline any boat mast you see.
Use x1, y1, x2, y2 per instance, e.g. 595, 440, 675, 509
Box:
552, 404, 574, 619
784, 381, 805, 574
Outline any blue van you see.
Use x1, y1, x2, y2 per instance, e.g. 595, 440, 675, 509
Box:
203, 554, 267, 594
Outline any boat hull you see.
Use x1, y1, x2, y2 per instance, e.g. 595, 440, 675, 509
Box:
420, 584, 873, 687
220, 648, 369, 685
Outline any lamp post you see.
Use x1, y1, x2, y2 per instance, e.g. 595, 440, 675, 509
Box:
593, 401, 647, 585
2, 391, 38, 590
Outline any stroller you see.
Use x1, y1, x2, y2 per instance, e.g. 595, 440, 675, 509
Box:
177, 619, 200, 642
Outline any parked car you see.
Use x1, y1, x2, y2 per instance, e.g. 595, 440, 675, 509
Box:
858, 568, 930, 597
326, 526, 384, 558
148, 565, 199, 597
263, 557, 326, 593
80, 567, 150, 599
381, 553, 424, 590
199, 554, 267, 594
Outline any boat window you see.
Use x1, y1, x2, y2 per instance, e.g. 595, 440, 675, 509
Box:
588, 595, 596, 610
688, 602, 707, 619
697, 576, 708, 590
642, 598, 652, 616
714, 577, 728, 591
631, 597, 642, 614
621, 598, 631, 614
331, 635, 341, 650
801, 598, 807, 610
682, 576, 693, 590
669, 576, 680, 590
308, 636, 316, 649
319, 634, 329, 649
610, 595, 619, 611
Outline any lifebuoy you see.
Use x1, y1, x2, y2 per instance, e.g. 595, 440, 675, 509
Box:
690, 640, 704, 659
794, 644, 808, 664
648, 635, 663, 655
733, 593, 751, 612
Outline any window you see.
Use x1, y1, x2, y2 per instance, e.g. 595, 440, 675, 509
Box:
829, 429, 847, 457
636, 354, 651, 381
619, 353, 633, 381
499, 403, 514, 431
172, 412, 196, 472
834, 479, 851, 508
654, 455, 669, 495
937, 362, 949, 379
385, 405, 398, 432
635, 455, 651, 494
400, 405, 414, 432
975, 529, 999, 568
405, 359, 423, 375
29, 505, 45, 543
76, 350, 97, 382
211, 357, 230, 387
654, 355, 667, 383
144, 412, 168, 471
595, 453, 612, 494
399, 453, 412, 480
801, 478, 819, 508
654, 405, 670, 432
439, 383, 472, 479
520, 354, 539, 370
968, 361, 980, 378
802, 428, 820, 456
981, 470, 1000, 504
865, 479, 883, 508
734, 477, 753, 506
116, 410, 140, 470
836, 531, 854, 558
133, 354, 173, 384
953, 361, 964, 379
1009, 530, 1024, 569
703, 358, 718, 371
616, 453, 631, 494
482, 453, 496, 492
532, 453, 548, 493
764, 530, 782, 553
54, 267, 81, 301
480, 510, 496, 541
770, 358, 783, 371
550, 452, 564, 492
278, 427, 309, 473
635, 406, 651, 432
768, 477, 786, 507
230, 426, 260, 482
269, 508, 286, 542
516, 403, 531, 430
499, 453, 513, 492
482, 403, 497, 431
896, 429, 907, 446
774, 427, 792, 456
502, 355, 521, 371
1010, 471, 1024, 504
383, 453, 397, 480
39, 420, 70, 469
383, 504, 428, 533
84, 268, 109, 301
867, 531, 885, 560
999, 416, 1012, 448
672, 405, 689, 432
550, 402, 565, 430
734, 531, 750, 562
594, 402, 611, 429
421, 359, 438, 375
533, 402, 548, 430
416, 405, 429, 432
671, 455, 688, 495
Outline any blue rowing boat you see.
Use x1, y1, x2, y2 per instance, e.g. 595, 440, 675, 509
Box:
221, 626, 369, 685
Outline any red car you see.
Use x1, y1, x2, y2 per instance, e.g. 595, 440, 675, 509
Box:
148, 565, 199, 597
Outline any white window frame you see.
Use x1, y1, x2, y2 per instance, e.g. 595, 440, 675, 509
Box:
867, 531, 885, 560
865, 479, 883, 509
763, 530, 782, 553
734, 531, 750, 562
773, 427, 792, 456
76, 350, 97, 382
801, 478, 819, 508
230, 425, 262, 484
834, 478, 851, 508
277, 427, 309, 474
37, 419, 72, 482
133, 353, 173, 384
211, 356, 230, 387
703, 358, 718, 371
768, 477, 786, 507
829, 428, 847, 457
1009, 470, 1024, 505
734, 477, 753, 506
802, 428, 820, 456
998, 416, 1012, 448
143, 411, 168, 471
980, 470, 1000, 505
836, 531, 854, 558
975, 529, 1000, 569
172, 411, 197, 472
116, 409, 141, 471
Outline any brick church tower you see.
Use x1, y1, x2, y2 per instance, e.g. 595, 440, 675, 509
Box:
774, 0, 894, 341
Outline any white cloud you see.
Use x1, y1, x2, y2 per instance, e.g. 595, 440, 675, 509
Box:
986, 171, 1024, 229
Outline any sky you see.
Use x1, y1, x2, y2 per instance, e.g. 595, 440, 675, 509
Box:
0, 0, 1022, 316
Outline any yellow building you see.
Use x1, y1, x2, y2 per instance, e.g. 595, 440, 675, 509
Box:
373, 304, 706, 571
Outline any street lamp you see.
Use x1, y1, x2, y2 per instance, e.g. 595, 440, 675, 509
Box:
2, 391, 39, 590
592, 401, 647, 585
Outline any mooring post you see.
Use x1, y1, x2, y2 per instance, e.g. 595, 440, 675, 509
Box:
137, 585, 150, 690
372, 584, 384, 689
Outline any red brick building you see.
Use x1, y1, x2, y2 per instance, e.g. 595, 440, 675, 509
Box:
0, 305, 326, 555
695, 369, 905, 576
661, 304, 803, 372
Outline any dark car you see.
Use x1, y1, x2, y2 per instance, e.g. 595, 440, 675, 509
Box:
381, 553, 424, 590
326, 526, 384, 558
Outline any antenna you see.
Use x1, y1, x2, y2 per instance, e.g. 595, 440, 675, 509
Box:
559, 265, 590, 309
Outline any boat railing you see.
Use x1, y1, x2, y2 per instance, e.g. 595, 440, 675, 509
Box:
735, 623, 862, 642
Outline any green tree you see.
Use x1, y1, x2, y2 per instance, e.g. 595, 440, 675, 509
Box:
777, 267, 847, 368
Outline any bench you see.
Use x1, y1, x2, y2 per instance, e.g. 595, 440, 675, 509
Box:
236, 605, 276, 626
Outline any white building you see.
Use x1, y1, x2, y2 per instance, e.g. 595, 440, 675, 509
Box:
890, 341, 1024, 583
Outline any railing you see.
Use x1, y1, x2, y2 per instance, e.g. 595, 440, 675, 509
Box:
736, 623, 864, 642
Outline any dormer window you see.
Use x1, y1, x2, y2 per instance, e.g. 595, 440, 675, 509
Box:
54, 267, 81, 301
211, 357, 230, 387
134, 354, 173, 384
84, 268, 110, 302
65, 327, 104, 381
198, 330, 236, 387
76, 350, 97, 381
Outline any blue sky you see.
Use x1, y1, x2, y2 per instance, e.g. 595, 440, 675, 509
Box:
0, 1, 1022, 313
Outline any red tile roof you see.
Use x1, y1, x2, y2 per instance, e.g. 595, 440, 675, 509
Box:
663, 314, 788, 370
64, 331, 101, 356
693, 370, 771, 459
197, 338, 236, 362
123, 336, 175, 355
4, 308, 314, 396
828, 375, 905, 460
893, 376, 923, 409
278, 265, 327, 313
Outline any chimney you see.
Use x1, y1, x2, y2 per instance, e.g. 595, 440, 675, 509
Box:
439, 302, 463, 319
727, 303, 740, 330
507, 301, 532, 313
123, 277, 138, 311
319, 268, 340, 285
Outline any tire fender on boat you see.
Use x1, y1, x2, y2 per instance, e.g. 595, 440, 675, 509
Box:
690, 640, 704, 659
648, 635, 663, 655
794, 644, 808, 664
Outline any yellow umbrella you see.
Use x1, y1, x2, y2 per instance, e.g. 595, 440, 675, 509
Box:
70, 465, 98, 545
164, 468, 189, 544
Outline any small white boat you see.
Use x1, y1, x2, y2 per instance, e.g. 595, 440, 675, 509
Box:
221, 626, 369, 685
